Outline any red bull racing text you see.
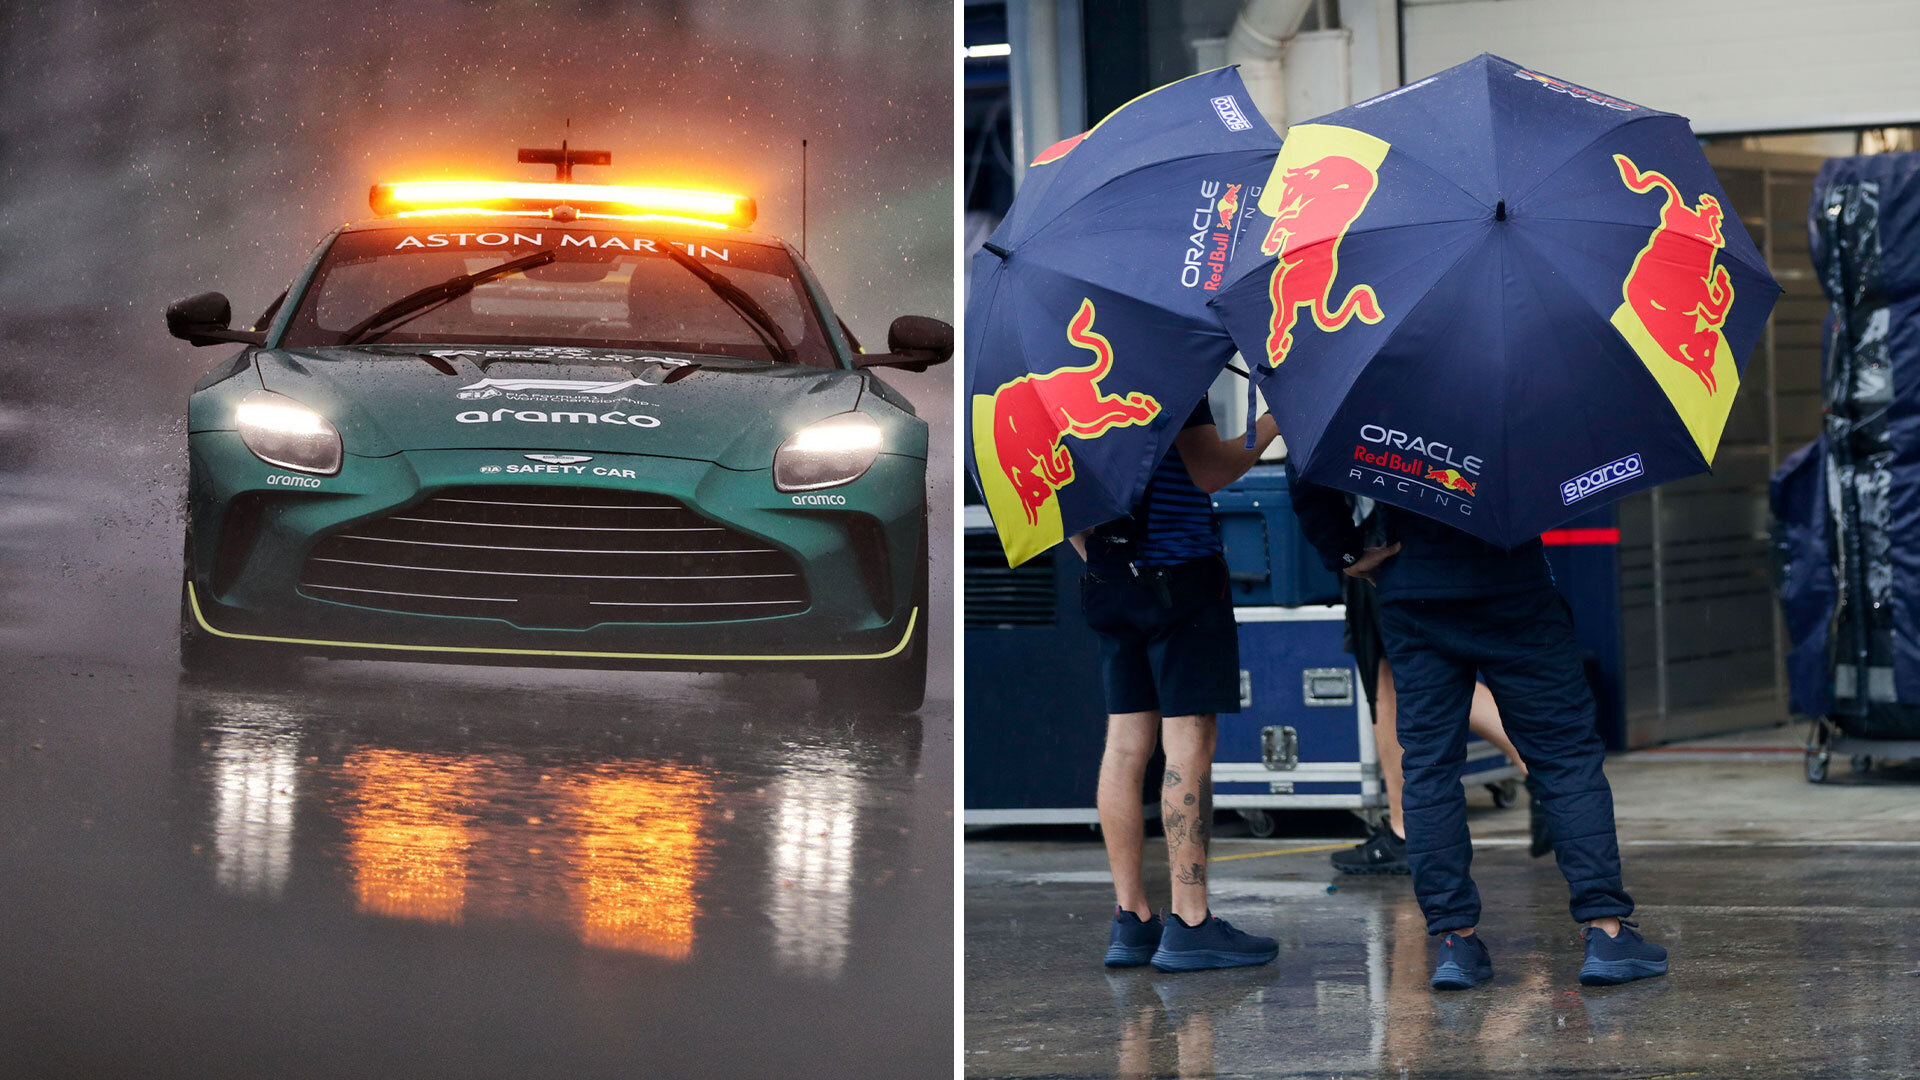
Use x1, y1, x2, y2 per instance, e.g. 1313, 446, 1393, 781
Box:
1186, 181, 1255, 291
1348, 423, 1483, 518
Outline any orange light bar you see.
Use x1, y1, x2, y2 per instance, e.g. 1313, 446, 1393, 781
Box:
369, 180, 756, 228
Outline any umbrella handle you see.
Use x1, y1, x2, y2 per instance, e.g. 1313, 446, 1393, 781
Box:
1241, 364, 1260, 450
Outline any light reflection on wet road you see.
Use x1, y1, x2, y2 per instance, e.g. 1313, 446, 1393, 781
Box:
1, 657, 951, 1078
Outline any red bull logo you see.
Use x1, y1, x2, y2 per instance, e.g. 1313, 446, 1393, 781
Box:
972, 300, 1161, 563
1031, 131, 1088, 166
1608, 153, 1741, 463
1252, 124, 1391, 367
1425, 467, 1476, 497
1215, 183, 1242, 231
1614, 154, 1734, 393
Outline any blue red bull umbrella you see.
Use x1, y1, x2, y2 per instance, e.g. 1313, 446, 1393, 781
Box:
1207, 53, 1782, 548
967, 67, 1279, 565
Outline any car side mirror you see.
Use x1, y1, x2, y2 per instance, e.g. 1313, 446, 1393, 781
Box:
167, 292, 266, 347
854, 315, 953, 372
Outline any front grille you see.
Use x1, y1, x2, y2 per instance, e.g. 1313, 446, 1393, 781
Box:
298, 486, 808, 628
965, 531, 1056, 628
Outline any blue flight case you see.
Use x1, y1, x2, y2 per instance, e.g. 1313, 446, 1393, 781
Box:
1209, 464, 1343, 607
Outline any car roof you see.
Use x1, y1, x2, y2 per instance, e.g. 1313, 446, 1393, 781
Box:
336, 215, 791, 249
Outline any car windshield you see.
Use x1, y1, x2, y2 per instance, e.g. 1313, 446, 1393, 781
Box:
281, 225, 837, 367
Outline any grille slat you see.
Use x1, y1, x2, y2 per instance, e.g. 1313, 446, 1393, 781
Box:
310, 556, 797, 581
387, 515, 726, 533
335, 534, 780, 556
300, 486, 809, 627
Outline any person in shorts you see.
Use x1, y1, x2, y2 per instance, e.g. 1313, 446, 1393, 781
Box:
1077, 400, 1281, 972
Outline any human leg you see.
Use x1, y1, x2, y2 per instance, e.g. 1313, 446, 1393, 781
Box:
1377, 599, 1483, 935
1158, 712, 1217, 925
1332, 659, 1411, 874
1465, 681, 1526, 776
1099, 711, 1162, 918
1376, 658, 1405, 835
1472, 588, 1633, 926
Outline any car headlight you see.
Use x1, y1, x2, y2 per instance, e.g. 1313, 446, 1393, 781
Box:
773, 413, 882, 492
235, 391, 342, 476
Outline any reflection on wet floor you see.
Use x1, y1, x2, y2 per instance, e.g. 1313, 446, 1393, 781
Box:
208, 715, 299, 899
966, 840, 1920, 1078
343, 749, 480, 926
769, 746, 863, 977
568, 765, 710, 959
182, 669, 907, 977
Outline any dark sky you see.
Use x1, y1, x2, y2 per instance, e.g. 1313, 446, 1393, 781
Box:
0, 0, 952, 397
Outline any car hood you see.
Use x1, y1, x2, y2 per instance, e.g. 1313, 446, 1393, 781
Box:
253, 346, 866, 469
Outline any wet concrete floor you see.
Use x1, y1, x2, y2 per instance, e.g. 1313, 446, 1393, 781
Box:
965, 752, 1920, 1079
0, 397, 953, 1077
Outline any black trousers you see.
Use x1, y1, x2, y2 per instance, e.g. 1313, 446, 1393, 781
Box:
1377, 586, 1633, 933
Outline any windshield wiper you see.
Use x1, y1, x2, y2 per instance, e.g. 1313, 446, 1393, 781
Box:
660, 246, 798, 364
338, 248, 557, 345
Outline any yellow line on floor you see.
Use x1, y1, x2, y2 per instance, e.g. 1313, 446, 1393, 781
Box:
1212, 842, 1352, 863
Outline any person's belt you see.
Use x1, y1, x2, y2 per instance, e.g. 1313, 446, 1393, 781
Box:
1085, 554, 1223, 607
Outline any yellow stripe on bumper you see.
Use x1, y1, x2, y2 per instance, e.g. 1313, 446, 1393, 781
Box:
187, 582, 916, 663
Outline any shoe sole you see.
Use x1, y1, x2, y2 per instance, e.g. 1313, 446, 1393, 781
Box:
1578, 956, 1669, 986
1331, 862, 1410, 876
1430, 960, 1494, 990
1150, 947, 1278, 972
1104, 943, 1158, 967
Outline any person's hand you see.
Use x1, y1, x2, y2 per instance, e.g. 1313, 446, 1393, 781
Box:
1344, 541, 1401, 583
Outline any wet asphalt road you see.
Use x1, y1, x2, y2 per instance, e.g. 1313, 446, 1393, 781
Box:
965, 752, 1920, 1080
0, 385, 953, 1077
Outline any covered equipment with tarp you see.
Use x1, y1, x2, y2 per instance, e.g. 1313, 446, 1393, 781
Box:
1778, 151, 1920, 775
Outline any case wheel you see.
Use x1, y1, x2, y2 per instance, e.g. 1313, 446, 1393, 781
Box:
1237, 808, 1278, 839
1488, 779, 1519, 809
1850, 754, 1874, 774
1805, 749, 1830, 784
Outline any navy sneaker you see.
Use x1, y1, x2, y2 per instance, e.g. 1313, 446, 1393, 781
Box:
1331, 827, 1409, 875
1104, 907, 1163, 967
1430, 931, 1494, 990
1150, 912, 1278, 972
1579, 920, 1668, 986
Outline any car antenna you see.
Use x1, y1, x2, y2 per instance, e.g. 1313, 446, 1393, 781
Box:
518, 119, 611, 182
801, 138, 809, 258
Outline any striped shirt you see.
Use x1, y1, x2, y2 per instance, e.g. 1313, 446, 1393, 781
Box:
1135, 403, 1222, 566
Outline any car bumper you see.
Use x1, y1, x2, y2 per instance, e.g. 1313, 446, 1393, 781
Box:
186, 435, 923, 670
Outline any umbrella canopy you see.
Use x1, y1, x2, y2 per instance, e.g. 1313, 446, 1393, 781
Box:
1208, 54, 1782, 548
966, 67, 1279, 565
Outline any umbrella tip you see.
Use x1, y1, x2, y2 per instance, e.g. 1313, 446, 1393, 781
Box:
1495, 199, 1507, 221
983, 241, 1011, 259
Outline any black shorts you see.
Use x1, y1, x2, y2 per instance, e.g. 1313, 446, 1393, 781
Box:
1080, 556, 1241, 717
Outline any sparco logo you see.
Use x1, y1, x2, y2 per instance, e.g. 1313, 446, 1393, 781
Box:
790, 493, 847, 506
1562, 453, 1644, 505
1211, 95, 1252, 131
454, 408, 660, 428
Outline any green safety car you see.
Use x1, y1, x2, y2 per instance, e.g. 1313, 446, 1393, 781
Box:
171, 153, 949, 711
